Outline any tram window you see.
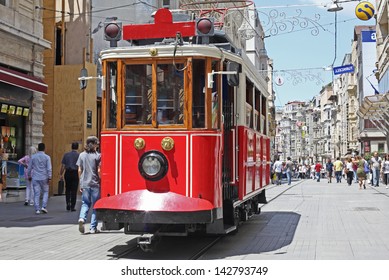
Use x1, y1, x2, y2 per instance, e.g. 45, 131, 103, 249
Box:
246, 80, 254, 128
261, 95, 267, 134
255, 89, 261, 132
211, 60, 220, 129
124, 64, 152, 125
192, 59, 205, 128
107, 62, 118, 128
156, 63, 184, 125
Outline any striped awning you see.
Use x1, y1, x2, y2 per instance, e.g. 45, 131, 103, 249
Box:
0, 65, 47, 94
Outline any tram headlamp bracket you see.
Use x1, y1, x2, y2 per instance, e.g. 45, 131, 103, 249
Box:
78, 68, 105, 90
207, 70, 238, 88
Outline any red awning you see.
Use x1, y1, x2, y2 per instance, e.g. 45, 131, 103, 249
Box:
0, 66, 48, 94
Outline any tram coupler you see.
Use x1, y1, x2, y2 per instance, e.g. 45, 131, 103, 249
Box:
137, 233, 155, 245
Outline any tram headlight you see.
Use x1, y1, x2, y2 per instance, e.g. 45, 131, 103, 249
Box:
138, 151, 168, 181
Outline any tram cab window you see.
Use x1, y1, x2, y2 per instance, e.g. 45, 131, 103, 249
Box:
156, 63, 184, 125
106, 62, 118, 128
192, 60, 205, 128
124, 64, 152, 125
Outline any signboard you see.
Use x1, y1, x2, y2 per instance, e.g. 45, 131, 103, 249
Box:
87, 110, 92, 128
361, 30, 376, 42
333, 64, 354, 75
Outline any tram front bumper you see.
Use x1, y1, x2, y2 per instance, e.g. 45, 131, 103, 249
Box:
94, 189, 215, 224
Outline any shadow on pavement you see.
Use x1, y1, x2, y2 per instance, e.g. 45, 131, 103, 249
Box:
202, 211, 301, 259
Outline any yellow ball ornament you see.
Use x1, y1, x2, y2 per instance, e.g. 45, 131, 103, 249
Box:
355, 1, 375, 21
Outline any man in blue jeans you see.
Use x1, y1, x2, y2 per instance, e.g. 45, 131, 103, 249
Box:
27, 143, 52, 214
285, 157, 294, 185
370, 151, 382, 187
77, 136, 101, 234
315, 161, 323, 182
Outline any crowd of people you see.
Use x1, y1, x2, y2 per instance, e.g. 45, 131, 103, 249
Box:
271, 151, 389, 189
4, 136, 102, 234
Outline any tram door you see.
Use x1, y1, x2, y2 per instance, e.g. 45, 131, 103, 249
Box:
221, 62, 239, 225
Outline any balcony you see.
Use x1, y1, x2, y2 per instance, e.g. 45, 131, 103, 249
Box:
328, 94, 337, 101
347, 84, 357, 97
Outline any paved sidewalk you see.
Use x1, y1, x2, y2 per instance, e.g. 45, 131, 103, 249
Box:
202, 178, 389, 260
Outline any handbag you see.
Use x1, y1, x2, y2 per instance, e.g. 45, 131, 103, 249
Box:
58, 179, 64, 195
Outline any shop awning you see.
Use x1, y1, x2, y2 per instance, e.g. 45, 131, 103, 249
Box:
357, 93, 389, 134
0, 66, 47, 94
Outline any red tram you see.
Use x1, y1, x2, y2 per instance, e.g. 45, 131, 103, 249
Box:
94, 8, 271, 249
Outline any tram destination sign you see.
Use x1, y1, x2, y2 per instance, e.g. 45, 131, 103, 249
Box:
333, 64, 354, 75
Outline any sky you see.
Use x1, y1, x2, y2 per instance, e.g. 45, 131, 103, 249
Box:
254, 0, 376, 106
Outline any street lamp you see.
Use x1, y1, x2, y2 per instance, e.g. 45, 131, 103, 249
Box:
327, 1, 343, 12
327, 0, 362, 13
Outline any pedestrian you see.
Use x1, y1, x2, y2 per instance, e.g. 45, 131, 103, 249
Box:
326, 158, 334, 183
352, 157, 358, 183
315, 161, 322, 182
355, 156, 367, 190
27, 143, 52, 214
305, 164, 310, 178
345, 158, 354, 186
285, 157, 294, 185
382, 154, 389, 189
18, 146, 37, 206
0, 149, 4, 202
299, 164, 307, 180
77, 136, 101, 234
60, 142, 80, 211
272, 156, 283, 185
270, 161, 275, 184
371, 151, 382, 187
310, 163, 315, 179
333, 157, 343, 183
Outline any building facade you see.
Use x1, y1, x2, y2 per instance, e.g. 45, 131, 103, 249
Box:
0, 1, 50, 195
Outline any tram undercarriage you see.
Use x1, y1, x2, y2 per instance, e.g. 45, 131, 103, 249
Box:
96, 189, 266, 251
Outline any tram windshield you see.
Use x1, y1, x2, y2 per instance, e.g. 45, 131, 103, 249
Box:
103, 58, 219, 130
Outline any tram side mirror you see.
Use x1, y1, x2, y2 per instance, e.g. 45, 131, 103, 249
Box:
80, 68, 88, 90
227, 61, 240, 87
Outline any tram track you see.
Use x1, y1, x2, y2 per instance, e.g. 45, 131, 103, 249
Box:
108, 235, 224, 260
108, 183, 301, 260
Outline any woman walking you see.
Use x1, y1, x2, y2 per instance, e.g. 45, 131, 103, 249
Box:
18, 146, 37, 205
355, 156, 367, 190
345, 158, 354, 186
382, 154, 389, 189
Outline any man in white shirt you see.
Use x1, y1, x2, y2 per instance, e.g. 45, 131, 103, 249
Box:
273, 157, 284, 185
371, 151, 382, 187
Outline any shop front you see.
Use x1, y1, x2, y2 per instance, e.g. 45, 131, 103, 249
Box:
0, 65, 47, 201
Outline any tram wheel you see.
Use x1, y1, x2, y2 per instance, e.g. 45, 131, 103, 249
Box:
252, 201, 261, 215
